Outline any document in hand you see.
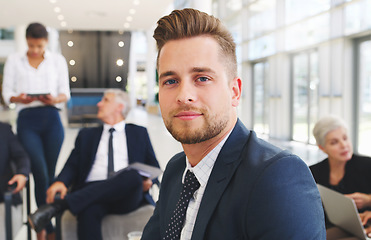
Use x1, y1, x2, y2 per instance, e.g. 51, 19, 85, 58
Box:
127, 162, 162, 179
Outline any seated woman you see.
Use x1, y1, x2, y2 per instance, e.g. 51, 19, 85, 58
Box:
310, 115, 371, 239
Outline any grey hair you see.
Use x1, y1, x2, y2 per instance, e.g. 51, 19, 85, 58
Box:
312, 115, 348, 146
104, 89, 131, 118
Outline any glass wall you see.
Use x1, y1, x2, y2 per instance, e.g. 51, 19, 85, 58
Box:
212, 0, 371, 153
292, 51, 319, 144
253, 61, 270, 134
357, 38, 371, 155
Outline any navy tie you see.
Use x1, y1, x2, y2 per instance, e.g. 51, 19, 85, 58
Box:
107, 128, 115, 178
163, 170, 200, 240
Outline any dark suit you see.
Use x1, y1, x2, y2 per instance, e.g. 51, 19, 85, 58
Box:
56, 123, 160, 240
143, 120, 326, 239
0, 122, 30, 203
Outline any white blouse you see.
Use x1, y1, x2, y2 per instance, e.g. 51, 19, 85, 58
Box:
2, 50, 71, 110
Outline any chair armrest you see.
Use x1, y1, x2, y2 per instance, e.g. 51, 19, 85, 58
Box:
4, 190, 13, 240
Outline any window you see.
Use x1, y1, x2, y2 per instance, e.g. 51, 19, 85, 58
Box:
285, 0, 330, 24
253, 61, 270, 134
344, 0, 371, 36
248, 0, 276, 39
285, 13, 329, 51
0, 28, 14, 40
356, 37, 371, 155
292, 51, 319, 144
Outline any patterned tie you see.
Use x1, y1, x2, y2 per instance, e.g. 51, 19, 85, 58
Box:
107, 128, 115, 178
163, 170, 200, 240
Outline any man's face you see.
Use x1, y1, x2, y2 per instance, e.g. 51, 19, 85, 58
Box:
157, 36, 241, 144
97, 93, 122, 122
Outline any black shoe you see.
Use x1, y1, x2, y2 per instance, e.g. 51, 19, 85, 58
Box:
28, 204, 59, 232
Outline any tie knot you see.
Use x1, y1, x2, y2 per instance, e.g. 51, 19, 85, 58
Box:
183, 170, 200, 192
109, 128, 115, 134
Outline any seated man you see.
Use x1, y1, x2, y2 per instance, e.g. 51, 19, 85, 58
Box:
0, 121, 30, 202
28, 89, 160, 240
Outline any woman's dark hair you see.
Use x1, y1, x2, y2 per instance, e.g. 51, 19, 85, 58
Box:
26, 23, 48, 39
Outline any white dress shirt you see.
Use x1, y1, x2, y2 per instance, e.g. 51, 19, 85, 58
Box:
86, 121, 129, 182
2, 50, 71, 111
180, 131, 232, 240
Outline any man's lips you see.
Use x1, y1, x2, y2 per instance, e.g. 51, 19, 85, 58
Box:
174, 111, 202, 120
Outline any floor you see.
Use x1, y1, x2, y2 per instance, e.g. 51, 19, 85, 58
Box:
0, 105, 325, 239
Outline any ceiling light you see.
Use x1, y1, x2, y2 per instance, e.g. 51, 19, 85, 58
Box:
129, 9, 136, 15
126, 16, 133, 22
133, 0, 140, 5
124, 23, 130, 28
118, 41, 125, 47
71, 76, 77, 82
116, 59, 124, 66
67, 41, 74, 47
54, 7, 61, 13
69, 60, 76, 66
61, 21, 67, 27
57, 14, 64, 20
116, 76, 122, 82
118, 30, 124, 35
49, 0, 57, 3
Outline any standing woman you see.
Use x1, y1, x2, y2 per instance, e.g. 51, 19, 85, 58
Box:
2, 22, 70, 240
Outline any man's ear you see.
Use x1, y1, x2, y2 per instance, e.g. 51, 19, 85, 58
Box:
231, 77, 242, 107
117, 103, 125, 114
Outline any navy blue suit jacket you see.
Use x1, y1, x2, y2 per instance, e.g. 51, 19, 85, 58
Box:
56, 123, 160, 204
0, 122, 30, 202
142, 120, 326, 239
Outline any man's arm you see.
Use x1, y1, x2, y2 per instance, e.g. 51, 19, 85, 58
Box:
247, 155, 326, 239
7, 124, 30, 193
55, 129, 85, 187
7, 124, 30, 177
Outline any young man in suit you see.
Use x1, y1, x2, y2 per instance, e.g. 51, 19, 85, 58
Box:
142, 8, 326, 239
0, 121, 30, 201
28, 89, 160, 240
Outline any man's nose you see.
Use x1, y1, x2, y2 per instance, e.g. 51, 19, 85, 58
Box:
176, 82, 196, 104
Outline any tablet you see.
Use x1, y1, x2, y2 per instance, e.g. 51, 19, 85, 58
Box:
27, 93, 50, 97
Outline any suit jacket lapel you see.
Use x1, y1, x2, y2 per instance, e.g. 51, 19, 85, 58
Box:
191, 120, 250, 239
164, 158, 186, 226
125, 124, 134, 164
90, 126, 103, 165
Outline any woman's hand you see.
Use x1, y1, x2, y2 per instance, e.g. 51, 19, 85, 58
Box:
360, 211, 371, 237
11, 93, 35, 104
38, 93, 67, 105
38, 94, 56, 105
345, 192, 371, 209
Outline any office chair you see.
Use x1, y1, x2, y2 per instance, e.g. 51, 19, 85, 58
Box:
3, 180, 31, 240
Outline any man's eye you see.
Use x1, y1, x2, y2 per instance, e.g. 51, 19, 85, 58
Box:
164, 79, 177, 85
198, 77, 209, 82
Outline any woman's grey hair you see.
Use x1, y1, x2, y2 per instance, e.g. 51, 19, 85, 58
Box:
312, 115, 348, 146
104, 89, 131, 118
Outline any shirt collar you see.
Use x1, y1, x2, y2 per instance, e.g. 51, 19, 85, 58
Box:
103, 120, 126, 132
183, 130, 232, 188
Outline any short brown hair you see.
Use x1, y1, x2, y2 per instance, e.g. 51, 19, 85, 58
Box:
154, 8, 237, 78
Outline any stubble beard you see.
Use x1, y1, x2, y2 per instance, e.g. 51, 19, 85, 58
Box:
163, 108, 229, 144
